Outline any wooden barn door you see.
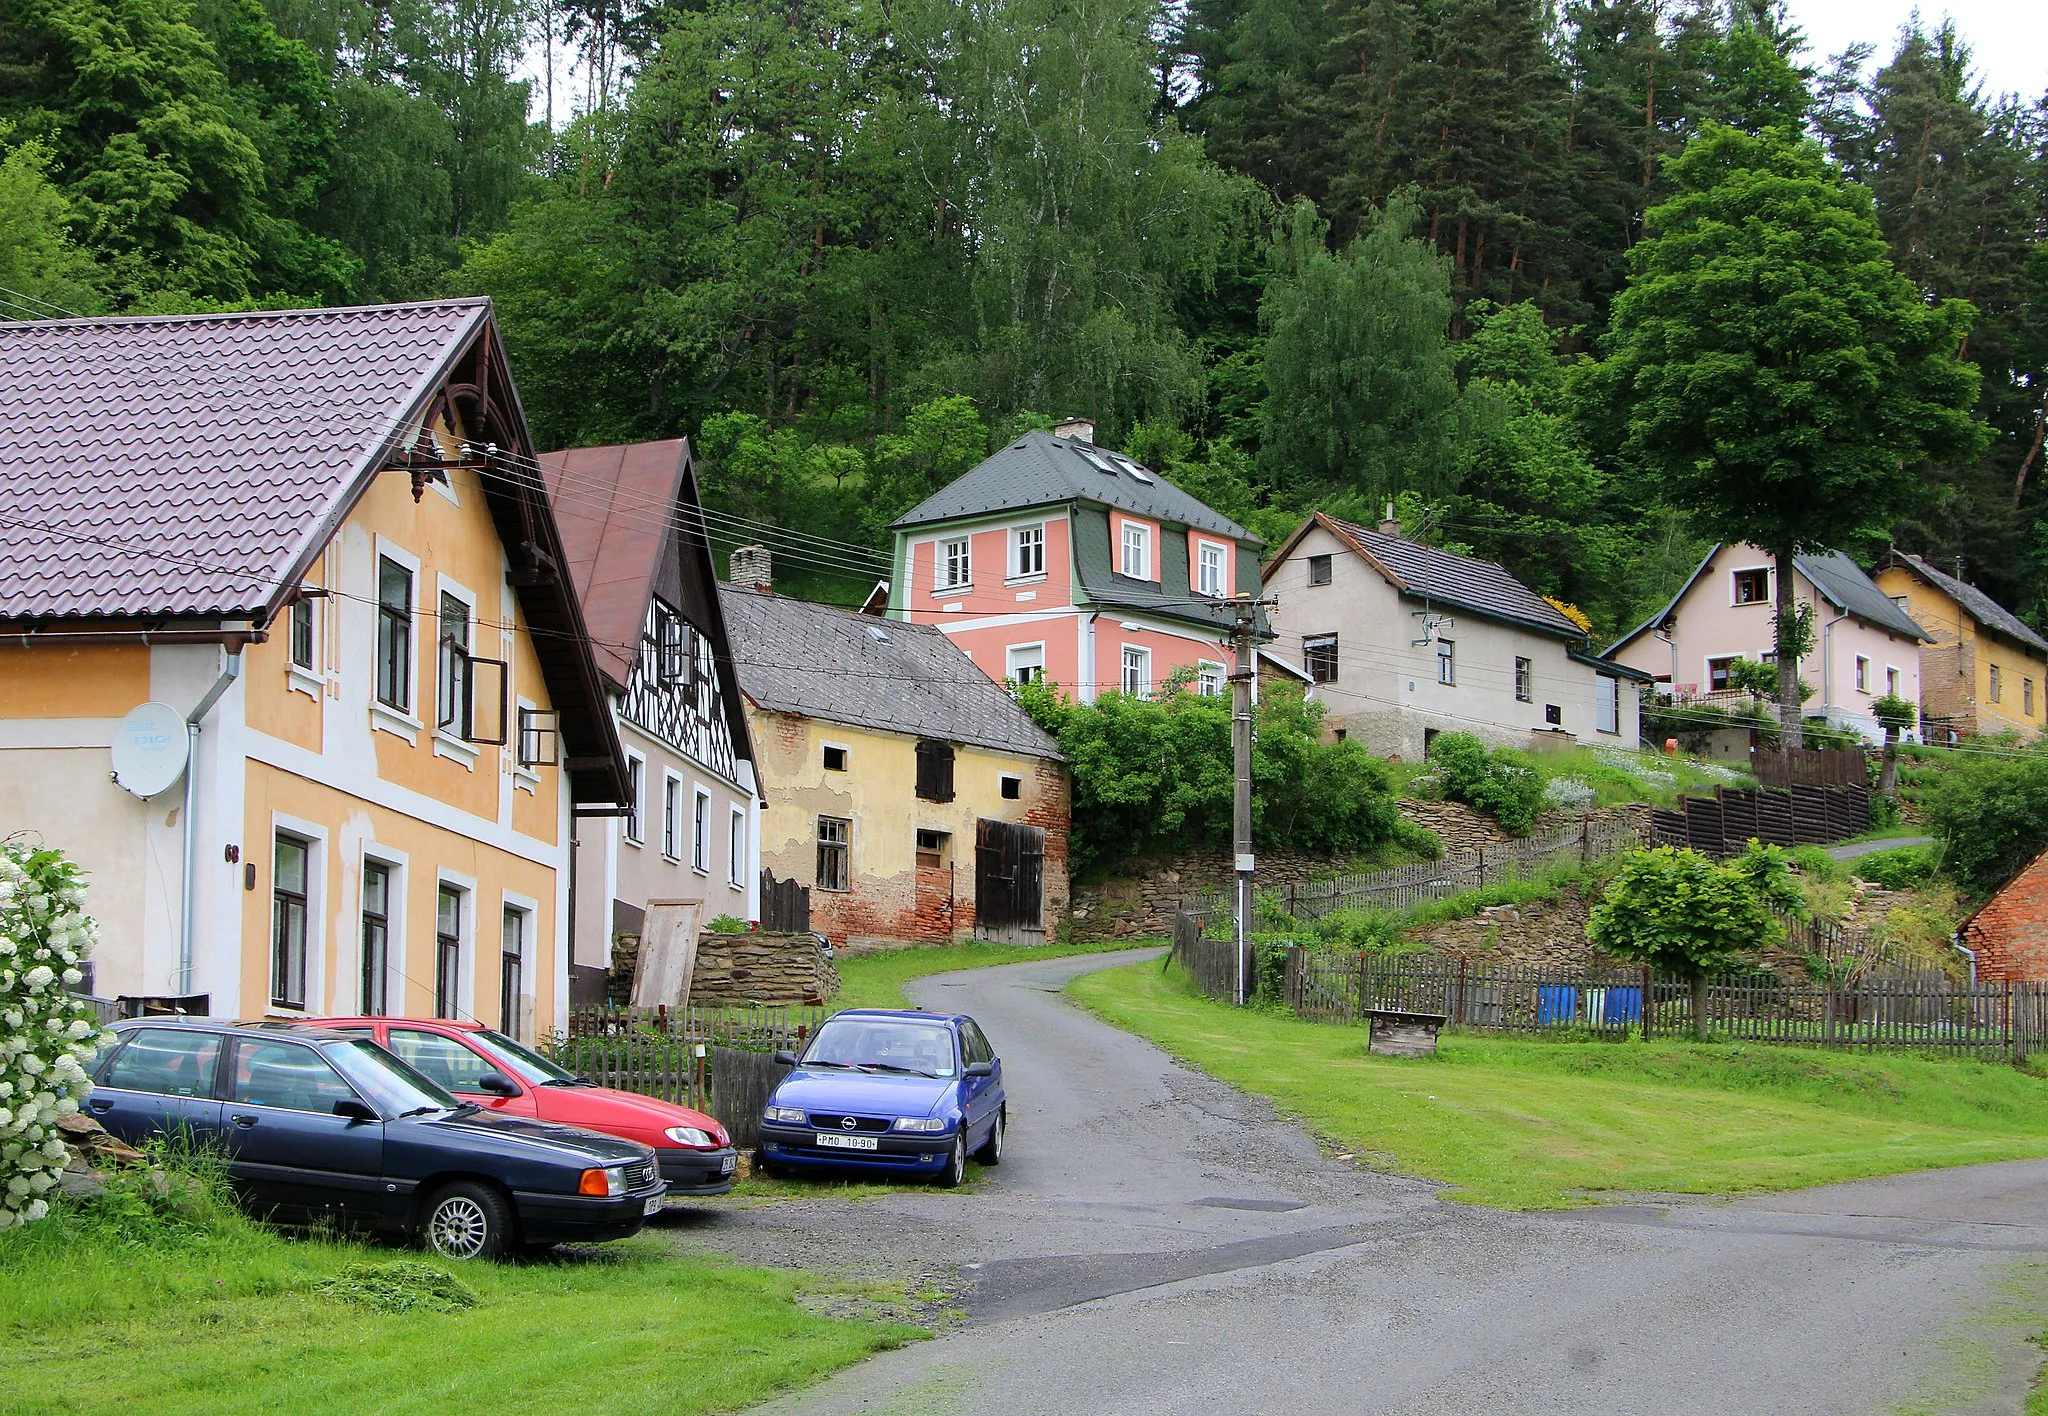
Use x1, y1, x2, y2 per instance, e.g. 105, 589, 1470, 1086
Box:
974, 819, 1045, 944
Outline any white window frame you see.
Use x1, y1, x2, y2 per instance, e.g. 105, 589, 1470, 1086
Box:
662, 770, 683, 861
1120, 521, 1152, 580
939, 537, 972, 591
1121, 644, 1151, 697
268, 813, 327, 1014
1436, 638, 1456, 686
1887, 665, 1902, 698
1304, 634, 1339, 686
728, 805, 747, 888
1597, 675, 1620, 735
434, 868, 478, 1022
432, 574, 480, 767
1855, 656, 1870, 693
358, 846, 406, 1018
286, 592, 322, 699
371, 537, 423, 740
623, 751, 646, 845
1197, 660, 1225, 697
1731, 566, 1772, 606
822, 741, 850, 772
691, 786, 712, 874
498, 891, 537, 1041
1006, 642, 1046, 685
1195, 539, 1228, 598
1514, 656, 1533, 703
1011, 524, 1046, 581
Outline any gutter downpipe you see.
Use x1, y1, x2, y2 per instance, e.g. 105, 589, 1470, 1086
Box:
1819, 606, 1849, 731
1952, 933, 1978, 987
179, 650, 243, 996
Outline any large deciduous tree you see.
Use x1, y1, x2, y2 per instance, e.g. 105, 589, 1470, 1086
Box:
1592, 123, 1985, 747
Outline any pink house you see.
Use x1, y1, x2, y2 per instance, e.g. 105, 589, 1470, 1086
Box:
1604, 543, 1929, 743
887, 420, 1262, 700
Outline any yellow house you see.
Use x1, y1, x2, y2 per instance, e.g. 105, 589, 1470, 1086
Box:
716, 571, 1069, 948
1874, 552, 2048, 740
0, 301, 628, 1034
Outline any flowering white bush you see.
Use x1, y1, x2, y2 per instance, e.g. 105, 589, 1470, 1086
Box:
1541, 776, 1597, 811
0, 842, 110, 1230
1591, 748, 1677, 792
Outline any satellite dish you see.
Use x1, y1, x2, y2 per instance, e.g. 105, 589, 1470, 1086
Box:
110, 702, 189, 799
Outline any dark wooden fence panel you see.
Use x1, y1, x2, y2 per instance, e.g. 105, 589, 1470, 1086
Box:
1169, 935, 2048, 1060
1651, 784, 1869, 854
711, 1046, 794, 1150
1752, 747, 1869, 790
760, 869, 810, 933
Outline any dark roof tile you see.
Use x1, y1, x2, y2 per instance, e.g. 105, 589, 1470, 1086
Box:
1895, 553, 2045, 653
1326, 518, 1585, 639
0, 301, 488, 620
717, 587, 1061, 761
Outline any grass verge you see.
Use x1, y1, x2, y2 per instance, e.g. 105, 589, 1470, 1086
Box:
0, 1163, 920, 1416
1070, 958, 2048, 1210
832, 938, 1161, 1011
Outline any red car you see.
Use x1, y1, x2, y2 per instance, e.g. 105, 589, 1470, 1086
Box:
304, 1017, 737, 1197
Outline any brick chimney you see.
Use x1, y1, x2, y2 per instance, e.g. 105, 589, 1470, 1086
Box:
1052, 417, 1095, 445
730, 545, 772, 592
1377, 501, 1403, 538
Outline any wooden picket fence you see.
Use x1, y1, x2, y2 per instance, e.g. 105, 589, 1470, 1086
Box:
1172, 928, 2048, 1059
548, 1002, 822, 1143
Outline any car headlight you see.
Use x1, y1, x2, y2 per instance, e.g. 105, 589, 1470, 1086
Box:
578, 1166, 627, 1197
664, 1125, 714, 1148
892, 1116, 950, 1133
763, 1106, 806, 1124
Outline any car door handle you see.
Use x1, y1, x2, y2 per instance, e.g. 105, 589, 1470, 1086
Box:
230, 1113, 259, 1128
87, 1098, 113, 1113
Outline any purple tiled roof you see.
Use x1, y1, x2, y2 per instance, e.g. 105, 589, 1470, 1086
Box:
0, 300, 490, 621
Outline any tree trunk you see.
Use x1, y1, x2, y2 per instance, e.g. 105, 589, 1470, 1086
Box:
1691, 972, 1709, 1041
1878, 724, 1900, 796
1774, 545, 1804, 754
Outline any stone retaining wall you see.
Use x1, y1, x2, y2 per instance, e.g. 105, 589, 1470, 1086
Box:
617, 929, 841, 1006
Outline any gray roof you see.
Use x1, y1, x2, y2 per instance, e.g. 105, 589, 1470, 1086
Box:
717, 586, 1062, 761
1797, 549, 1929, 641
1323, 517, 1585, 639
1603, 544, 1929, 656
1894, 553, 2047, 654
891, 430, 1256, 544
0, 300, 488, 620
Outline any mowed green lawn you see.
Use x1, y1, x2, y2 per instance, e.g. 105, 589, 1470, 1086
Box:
0, 1193, 918, 1416
830, 938, 1159, 1012
1072, 960, 2048, 1210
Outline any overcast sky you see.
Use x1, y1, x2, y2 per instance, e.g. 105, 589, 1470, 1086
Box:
1786, 0, 2046, 101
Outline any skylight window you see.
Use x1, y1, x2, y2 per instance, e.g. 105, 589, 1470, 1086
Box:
865, 624, 890, 642
1077, 448, 1118, 474
1113, 456, 1155, 484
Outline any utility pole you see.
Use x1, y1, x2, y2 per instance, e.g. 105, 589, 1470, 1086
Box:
1230, 595, 1258, 1007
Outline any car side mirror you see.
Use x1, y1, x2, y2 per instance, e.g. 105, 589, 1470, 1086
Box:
476, 1071, 519, 1097
772, 1050, 798, 1067
332, 1099, 379, 1122
964, 1061, 995, 1078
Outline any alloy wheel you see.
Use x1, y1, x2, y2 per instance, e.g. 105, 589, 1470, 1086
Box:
426, 1194, 490, 1259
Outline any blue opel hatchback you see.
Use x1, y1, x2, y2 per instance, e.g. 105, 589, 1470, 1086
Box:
758, 1009, 1005, 1187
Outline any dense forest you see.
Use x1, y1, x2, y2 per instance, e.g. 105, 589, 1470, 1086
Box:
2, 0, 2043, 639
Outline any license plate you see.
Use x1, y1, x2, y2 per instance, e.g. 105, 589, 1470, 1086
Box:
815, 1132, 878, 1151
643, 1195, 664, 1215
719, 1155, 736, 1174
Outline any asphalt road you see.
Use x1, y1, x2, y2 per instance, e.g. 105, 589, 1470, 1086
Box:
676, 948, 2048, 1416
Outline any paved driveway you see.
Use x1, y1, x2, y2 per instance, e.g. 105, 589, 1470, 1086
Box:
681, 949, 2048, 1415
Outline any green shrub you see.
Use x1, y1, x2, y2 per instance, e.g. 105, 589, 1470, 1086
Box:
704, 914, 750, 934
1786, 845, 1842, 883
1018, 680, 1402, 875
1851, 843, 1942, 891
1392, 817, 1444, 860
1427, 732, 1545, 836
1920, 744, 2048, 897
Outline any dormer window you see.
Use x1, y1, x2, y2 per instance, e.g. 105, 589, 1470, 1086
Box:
1120, 522, 1151, 580
1197, 541, 1226, 597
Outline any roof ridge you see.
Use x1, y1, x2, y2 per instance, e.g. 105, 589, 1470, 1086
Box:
0, 297, 493, 333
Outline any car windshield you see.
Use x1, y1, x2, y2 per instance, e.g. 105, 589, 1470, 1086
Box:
326, 1038, 464, 1117
472, 1029, 581, 1086
803, 1018, 956, 1078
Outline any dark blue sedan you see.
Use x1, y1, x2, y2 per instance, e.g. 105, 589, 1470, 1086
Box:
88, 1019, 668, 1259
757, 1009, 1005, 1187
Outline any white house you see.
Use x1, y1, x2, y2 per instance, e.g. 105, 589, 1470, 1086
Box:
1264, 513, 1645, 757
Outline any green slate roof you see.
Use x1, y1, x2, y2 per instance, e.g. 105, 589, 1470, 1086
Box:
890, 430, 1257, 544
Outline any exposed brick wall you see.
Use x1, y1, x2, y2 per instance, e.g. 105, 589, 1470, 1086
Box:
1921, 640, 1977, 735
1963, 845, 2048, 981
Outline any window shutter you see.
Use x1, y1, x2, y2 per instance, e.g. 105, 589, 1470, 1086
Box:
916, 740, 956, 802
